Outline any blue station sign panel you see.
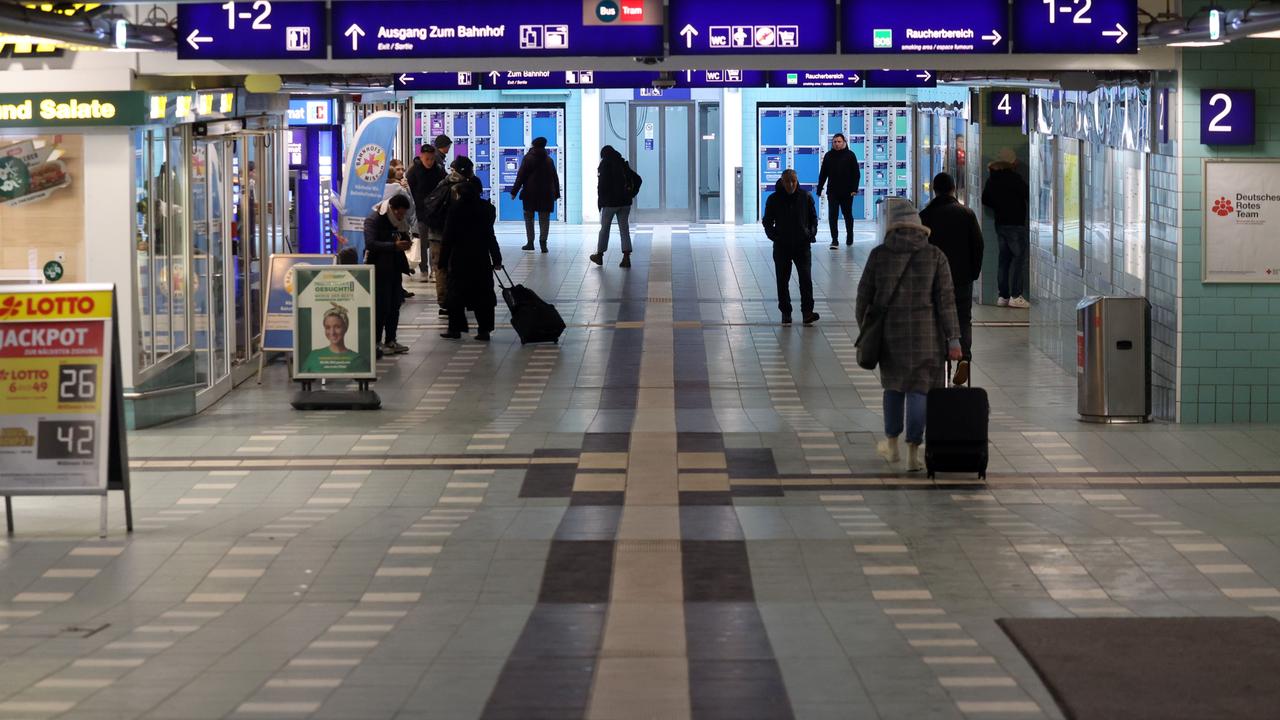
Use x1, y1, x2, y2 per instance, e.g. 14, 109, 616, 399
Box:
1012, 0, 1137, 53
988, 91, 1025, 128
842, 0, 1007, 54
394, 73, 481, 91
768, 71, 864, 88
480, 70, 663, 89
330, 0, 663, 59
675, 69, 768, 88
1201, 89, 1255, 146
667, 0, 836, 55
177, 1, 327, 59
865, 70, 937, 88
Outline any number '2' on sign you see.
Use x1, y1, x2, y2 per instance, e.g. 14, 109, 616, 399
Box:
1201, 89, 1255, 146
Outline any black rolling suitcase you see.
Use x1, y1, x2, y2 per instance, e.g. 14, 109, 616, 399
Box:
925, 362, 989, 479
495, 268, 565, 344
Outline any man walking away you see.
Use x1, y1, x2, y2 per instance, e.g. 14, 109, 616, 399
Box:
406, 142, 446, 287
981, 148, 1031, 309
816, 132, 862, 248
762, 169, 820, 327
511, 136, 561, 253
364, 194, 413, 355
920, 172, 984, 386
591, 145, 642, 269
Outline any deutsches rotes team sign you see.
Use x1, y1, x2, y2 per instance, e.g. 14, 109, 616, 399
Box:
1204, 160, 1280, 283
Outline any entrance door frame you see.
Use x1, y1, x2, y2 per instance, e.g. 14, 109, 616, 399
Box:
628, 101, 696, 223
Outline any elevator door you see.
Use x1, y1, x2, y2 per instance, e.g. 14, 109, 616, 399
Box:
630, 103, 695, 223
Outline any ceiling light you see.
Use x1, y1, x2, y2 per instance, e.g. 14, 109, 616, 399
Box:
1166, 40, 1227, 46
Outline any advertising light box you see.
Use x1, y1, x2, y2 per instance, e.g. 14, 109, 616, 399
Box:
330, 0, 663, 59
768, 71, 864, 88
668, 0, 836, 55
842, 0, 1008, 54
177, 1, 327, 59
1012, 0, 1137, 53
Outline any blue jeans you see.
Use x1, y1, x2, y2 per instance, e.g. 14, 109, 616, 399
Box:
996, 225, 1028, 299
884, 390, 927, 445
598, 205, 632, 254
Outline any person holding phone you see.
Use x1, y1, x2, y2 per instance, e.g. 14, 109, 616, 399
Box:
365, 194, 414, 355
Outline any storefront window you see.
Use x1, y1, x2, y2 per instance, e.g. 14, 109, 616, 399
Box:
0, 134, 84, 283
1057, 138, 1082, 264
1030, 132, 1055, 255
132, 127, 190, 376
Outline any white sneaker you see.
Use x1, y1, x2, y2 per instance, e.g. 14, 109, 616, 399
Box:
876, 437, 900, 464
996, 297, 1010, 307
906, 443, 924, 472
1008, 296, 1031, 309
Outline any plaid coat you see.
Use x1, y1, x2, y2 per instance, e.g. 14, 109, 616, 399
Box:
856, 227, 961, 394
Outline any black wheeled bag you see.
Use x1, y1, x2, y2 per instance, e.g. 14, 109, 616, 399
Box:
925, 362, 989, 479
496, 268, 565, 344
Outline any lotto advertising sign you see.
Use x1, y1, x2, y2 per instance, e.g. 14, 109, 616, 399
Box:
0, 285, 115, 492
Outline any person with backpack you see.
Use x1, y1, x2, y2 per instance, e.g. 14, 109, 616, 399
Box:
590, 145, 642, 269
510, 136, 561, 253
856, 198, 962, 471
421, 156, 477, 317
439, 159, 503, 342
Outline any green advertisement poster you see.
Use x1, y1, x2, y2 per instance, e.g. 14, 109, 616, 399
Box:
292, 265, 375, 380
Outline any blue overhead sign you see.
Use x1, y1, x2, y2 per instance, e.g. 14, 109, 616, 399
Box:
865, 70, 937, 88
674, 69, 768, 88
287, 98, 337, 126
1012, 0, 1137, 53
668, 0, 836, 55
768, 71, 864, 88
177, 1, 326, 59
394, 73, 481, 91
988, 91, 1025, 127
479, 70, 662, 89
329, 0, 663, 59
842, 0, 1007, 54
1201, 89, 1255, 146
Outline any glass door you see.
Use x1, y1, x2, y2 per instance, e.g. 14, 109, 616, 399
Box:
191, 137, 231, 395
629, 103, 695, 222
697, 102, 721, 222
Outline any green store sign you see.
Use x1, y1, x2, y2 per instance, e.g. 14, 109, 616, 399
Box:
0, 92, 148, 128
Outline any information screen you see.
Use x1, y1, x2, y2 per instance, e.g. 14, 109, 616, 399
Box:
330, 0, 663, 59
177, 1, 327, 59
667, 0, 836, 55
0, 286, 115, 493
842, 0, 1008, 54
1012, 0, 1137, 53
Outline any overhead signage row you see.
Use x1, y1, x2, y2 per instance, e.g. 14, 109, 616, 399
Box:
176, 0, 1137, 60
392, 69, 933, 91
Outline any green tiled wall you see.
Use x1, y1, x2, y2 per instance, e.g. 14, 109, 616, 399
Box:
1180, 40, 1280, 423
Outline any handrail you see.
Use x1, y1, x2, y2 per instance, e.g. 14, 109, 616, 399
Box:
122, 382, 205, 400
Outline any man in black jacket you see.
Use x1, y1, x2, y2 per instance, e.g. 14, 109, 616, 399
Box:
364, 194, 413, 355
763, 169, 820, 326
816, 133, 862, 248
406, 143, 447, 305
981, 149, 1031, 309
920, 172, 984, 383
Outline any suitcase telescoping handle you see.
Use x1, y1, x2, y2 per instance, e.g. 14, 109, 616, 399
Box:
493, 267, 514, 290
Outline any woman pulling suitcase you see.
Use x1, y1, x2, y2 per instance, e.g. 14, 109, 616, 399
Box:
438, 157, 503, 342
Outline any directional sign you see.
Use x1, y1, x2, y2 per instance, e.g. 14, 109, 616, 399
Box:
842, 0, 1007, 54
329, 0, 663, 59
479, 70, 663, 89
1200, 89, 1255, 146
394, 72, 481, 91
988, 91, 1025, 127
668, 0, 836, 55
674, 69, 768, 88
1012, 0, 1137, 53
177, 1, 326, 59
768, 70, 863, 88
864, 69, 937, 88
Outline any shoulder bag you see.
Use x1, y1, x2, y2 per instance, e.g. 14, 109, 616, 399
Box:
855, 250, 919, 370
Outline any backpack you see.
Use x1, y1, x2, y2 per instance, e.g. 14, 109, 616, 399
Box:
625, 166, 643, 199
422, 180, 454, 231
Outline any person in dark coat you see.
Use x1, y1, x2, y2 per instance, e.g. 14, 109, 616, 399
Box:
439, 157, 503, 342
920, 172, 984, 382
856, 198, 962, 472
510, 136, 561, 253
816, 133, 862, 248
981, 148, 1031, 309
406, 142, 447, 291
363, 194, 414, 354
762, 169, 820, 326
591, 145, 642, 269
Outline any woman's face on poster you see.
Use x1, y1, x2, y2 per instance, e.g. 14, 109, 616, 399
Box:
323, 314, 348, 345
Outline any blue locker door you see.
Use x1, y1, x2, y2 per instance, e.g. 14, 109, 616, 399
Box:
547, 148, 559, 221
499, 112, 524, 148
532, 112, 558, 146
499, 149, 524, 221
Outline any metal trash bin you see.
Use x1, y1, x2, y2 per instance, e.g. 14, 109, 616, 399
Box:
1076, 296, 1151, 423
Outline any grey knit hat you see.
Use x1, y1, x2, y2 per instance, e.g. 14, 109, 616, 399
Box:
883, 197, 930, 236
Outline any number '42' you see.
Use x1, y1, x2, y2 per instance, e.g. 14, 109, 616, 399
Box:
1044, 0, 1093, 24
222, 0, 272, 30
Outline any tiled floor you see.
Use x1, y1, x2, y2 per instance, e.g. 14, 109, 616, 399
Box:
4, 223, 1280, 719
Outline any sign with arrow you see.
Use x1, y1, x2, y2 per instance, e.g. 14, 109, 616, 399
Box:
394, 73, 481, 91
864, 69, 937, 88
667, 0, 836, 55
767, 70, 864, 88
176, 1, 326, 60
1012, 0, 1137, 53
841, 0, 1008, 54
329, 0, 661, 59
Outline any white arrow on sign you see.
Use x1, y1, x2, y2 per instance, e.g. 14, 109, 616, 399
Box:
344, 23, 365, 51
1102, 23, 1128, 44
398, 74, 411, 85
679, 23, 699, 49
982, 29, 1002, 46
186, 29, 212, 50
916, 70, 932, 82
850, 73, 861, 84
489, 71, 501, 83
